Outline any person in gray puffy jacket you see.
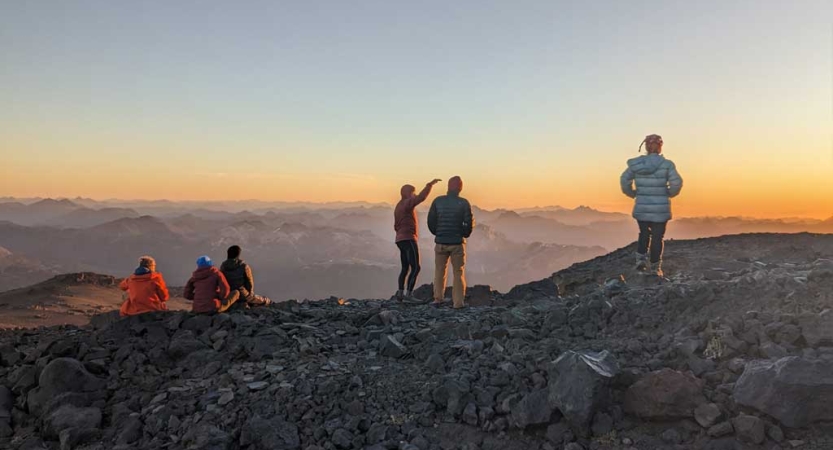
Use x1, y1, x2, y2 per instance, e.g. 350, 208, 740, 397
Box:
620, 134, 683, 276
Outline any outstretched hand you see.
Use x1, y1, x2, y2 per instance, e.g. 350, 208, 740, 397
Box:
428, 178, 442, 186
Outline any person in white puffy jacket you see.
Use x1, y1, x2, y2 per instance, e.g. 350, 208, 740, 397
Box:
620, 134, 683, 276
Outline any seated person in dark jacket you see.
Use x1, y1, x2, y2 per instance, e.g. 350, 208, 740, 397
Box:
184, 256, 239, 313
220, 245, 271, 307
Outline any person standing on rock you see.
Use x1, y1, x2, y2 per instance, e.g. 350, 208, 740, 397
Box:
428, 176, 475, 309
220, 245, 271, 308
184, 256, 240, 313
620, 134, 684, 277
394, 178, 442, 301
119, 255, 170, 316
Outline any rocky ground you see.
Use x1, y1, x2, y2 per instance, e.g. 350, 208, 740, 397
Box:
0, 233, 831, 450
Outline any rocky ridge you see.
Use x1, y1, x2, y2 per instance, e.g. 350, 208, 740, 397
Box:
0, 233, 831, 450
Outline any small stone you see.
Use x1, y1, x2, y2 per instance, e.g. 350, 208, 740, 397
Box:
247, 381, 269, 391
462, 403, 478, 426
768, 425, 785, 443
331, 428, 353, 449
707, 421, 734, 437
661, 428, 682, 444
379, 335, 408, 358
732, 413, 766, 444
694, 403, 722, 428
266, 365, 285, 374
425, 353, 445, 373
218, 392, 234, 405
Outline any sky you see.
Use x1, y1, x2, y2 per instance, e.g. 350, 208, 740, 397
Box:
1, 1, 831, 218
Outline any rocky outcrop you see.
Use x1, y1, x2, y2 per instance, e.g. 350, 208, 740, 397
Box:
733, 357, 833, 427
624, 369, 707, 419
547, 350, 618, 431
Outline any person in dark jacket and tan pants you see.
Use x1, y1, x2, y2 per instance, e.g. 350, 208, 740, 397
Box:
220, 245, 271, 307
428, 176, 475, 309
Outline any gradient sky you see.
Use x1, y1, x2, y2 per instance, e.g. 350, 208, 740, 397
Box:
1, 1, 831, 218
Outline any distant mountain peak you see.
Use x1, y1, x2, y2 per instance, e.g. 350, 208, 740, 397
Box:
30, 198, 79, 208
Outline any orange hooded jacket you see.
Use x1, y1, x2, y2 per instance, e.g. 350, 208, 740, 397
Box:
119, 272, 170, 316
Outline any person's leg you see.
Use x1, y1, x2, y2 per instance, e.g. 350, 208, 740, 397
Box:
450, 244, 467, 309
433, 244, 450, 303
636, 221, 650, 270
218, 289, 240, 313
406, 240, 421, 294
396, 241, 410, 298
637, 221, 651, 255
650, 221, 668, 264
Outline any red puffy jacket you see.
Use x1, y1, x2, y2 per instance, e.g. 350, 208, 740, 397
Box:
184, 267, 230, 313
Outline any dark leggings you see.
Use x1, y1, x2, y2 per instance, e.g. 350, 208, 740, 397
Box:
396, 240, 421, 292
637, 221, 667, 263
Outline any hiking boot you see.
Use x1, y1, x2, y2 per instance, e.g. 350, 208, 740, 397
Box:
653, 261, 664, 278
634, 253, 649, 271
403, 295, 428, 305
247, 295, 271, 307
394, 290, 404, 301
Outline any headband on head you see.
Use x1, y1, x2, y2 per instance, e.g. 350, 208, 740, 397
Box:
639, 134, 663, 152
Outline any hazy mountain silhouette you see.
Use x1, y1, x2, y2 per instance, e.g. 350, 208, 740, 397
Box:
0, 198, 830, 299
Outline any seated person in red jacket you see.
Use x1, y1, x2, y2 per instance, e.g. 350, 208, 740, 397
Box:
184, 256, 239, 313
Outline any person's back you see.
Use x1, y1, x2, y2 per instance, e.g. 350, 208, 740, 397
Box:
428, 176, 475, 309
220, 245, 271, 307
119, 256, 169, 316
428, 193, 474, 246
221, 258, 252, 296
185, 267, 230, 314
623, 153, 682, 222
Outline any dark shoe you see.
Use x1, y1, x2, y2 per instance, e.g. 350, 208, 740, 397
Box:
634, 252, 649, 271
402, 295, 427, 304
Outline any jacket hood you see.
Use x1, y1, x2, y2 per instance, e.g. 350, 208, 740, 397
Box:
192, 266, 220, 280
628, 154, 666, 175
129, 272, 161, 283
400, 184, 416, 200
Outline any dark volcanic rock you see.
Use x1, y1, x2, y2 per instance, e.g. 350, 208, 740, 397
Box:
379, 335, 408, 358
732, 413, 765, 444
624, 369, 706, 419
733, 356, 833, 427
547, 350, 619, 430
798, 310, 832, 347
510, 389, 551, 429
27, 358, 104, 416
1, 234, 833, 449
694, 403, 722, 428
43, 405, 101, 440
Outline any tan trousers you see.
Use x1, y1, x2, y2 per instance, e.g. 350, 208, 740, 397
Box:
433, 243, 466, 308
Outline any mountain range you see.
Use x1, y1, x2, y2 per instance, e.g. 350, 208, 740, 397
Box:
0, 197, 830, 299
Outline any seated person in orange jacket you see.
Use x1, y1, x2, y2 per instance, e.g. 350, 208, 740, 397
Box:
119, 255, 170, 316
184, 256, 240, 313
